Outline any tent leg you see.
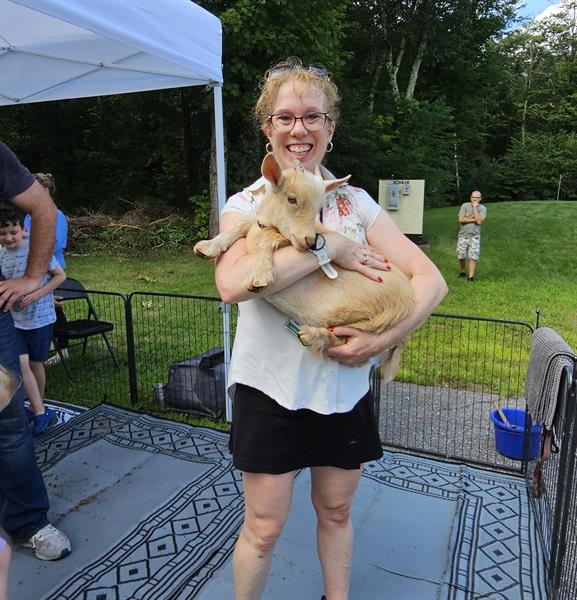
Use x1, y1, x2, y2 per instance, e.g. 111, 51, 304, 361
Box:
213, 84, 232, 422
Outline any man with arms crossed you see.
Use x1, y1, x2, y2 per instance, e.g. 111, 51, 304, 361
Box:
457, 190, 487, 281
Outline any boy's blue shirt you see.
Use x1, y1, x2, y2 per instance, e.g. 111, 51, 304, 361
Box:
0, 240, 58, 330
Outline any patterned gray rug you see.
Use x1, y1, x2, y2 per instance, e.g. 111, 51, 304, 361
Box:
8, 404, 547, 600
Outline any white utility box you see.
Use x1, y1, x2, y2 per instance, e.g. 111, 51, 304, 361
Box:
378, 179, 425, 237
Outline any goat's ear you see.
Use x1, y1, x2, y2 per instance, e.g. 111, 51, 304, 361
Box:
261, 153, 283, 187
324, 175, 351, 193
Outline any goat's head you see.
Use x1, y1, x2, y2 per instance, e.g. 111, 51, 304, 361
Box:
259, 154, 350, 250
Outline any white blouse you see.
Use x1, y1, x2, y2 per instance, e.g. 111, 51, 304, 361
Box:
223, 171, 382, 414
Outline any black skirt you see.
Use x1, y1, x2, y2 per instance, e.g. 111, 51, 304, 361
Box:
229, 384, 383, 474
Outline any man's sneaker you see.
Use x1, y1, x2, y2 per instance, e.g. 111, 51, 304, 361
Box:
19, 524, 71, 560
32, 408, 55, 436
459, 272, 466, 278
44, 353, 61, 367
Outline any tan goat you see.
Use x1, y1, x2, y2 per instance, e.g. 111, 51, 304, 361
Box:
194, 153, 415, 382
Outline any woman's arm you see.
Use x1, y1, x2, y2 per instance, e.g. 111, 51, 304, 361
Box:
214, 211, 389, 304
19, 264, 66, 309
326, 210, 448, 366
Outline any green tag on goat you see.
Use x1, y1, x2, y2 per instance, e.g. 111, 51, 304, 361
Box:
284, 318, 302, 338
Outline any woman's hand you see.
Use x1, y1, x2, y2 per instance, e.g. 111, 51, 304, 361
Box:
325, 326, 394, 367
324, 231, 391, 282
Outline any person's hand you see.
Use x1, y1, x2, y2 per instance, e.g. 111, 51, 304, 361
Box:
325, 326, 392, 367
54, 295, 64, 308
19, 290, 41, 309
0, 275, 42, 311
324, 232, 391, 282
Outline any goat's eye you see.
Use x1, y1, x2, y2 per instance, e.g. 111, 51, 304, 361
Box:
287, 196, 298, 205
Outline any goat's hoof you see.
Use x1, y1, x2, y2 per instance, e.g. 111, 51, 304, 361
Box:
193, 242, 217, 260
245, 274, 273, 293
298, 328, 315, 347
247, 284, 267, 294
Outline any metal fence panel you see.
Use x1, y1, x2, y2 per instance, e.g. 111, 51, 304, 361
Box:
128, 293, 237, 411
378, 313, 534, 472
46, 288, 129, 406
526, 362, 577, 600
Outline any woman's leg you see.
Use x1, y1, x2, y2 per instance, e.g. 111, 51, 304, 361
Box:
311, 466, 363, 600
233, 470, 296, 600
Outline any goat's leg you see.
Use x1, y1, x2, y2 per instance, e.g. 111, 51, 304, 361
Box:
243, 247, 275, 292
193, 218, 254, 260
328, 313, 409, 381
298, 327, 345, 357
243, 228, 289, 293
298, 324, 406, 380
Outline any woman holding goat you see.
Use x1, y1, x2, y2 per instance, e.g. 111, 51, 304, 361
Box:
215, 58, 447, 600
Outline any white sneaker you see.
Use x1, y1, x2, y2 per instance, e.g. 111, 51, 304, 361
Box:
44, 348, 68, 367
19, 524, 71, 560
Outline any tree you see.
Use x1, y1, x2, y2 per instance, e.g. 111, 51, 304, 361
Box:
199, 0, 348, 222
380, 98, 457, 207
497, 132, 577, 200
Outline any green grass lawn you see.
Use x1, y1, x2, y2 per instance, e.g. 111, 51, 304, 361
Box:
422, 200, 577, 349
66, 251, 219, 297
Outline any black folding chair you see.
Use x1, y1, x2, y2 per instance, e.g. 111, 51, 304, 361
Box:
52, 277, 119, 381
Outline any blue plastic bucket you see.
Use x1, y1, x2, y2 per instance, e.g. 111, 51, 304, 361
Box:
490, 407, 542, 460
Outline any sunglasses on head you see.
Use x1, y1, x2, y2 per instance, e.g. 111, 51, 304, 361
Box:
267, 63, 330, 79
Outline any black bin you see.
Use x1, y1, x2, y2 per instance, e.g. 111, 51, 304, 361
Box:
165, 348, 226, 419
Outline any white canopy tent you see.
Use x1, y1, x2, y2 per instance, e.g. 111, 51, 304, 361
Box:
0, 0, 232, 419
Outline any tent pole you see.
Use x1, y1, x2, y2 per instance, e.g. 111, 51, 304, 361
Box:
213, 84, 232, 422
213, 84, 227, 214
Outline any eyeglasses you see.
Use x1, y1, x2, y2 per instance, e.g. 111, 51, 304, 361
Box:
268, 112, 331, 131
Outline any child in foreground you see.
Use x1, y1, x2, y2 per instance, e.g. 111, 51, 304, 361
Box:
0, 205, 65, 435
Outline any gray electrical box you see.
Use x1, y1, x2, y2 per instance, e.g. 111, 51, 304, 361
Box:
386, 183, 401, 210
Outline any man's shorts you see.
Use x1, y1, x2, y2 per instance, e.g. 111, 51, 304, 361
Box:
457, 235, 481, 261
14, 323, 54, 362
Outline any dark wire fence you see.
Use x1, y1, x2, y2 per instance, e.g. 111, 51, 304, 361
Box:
47, 288, 130, 406
44, 290, 577, 597
526, 361, 577, 600
379, 314, 534, 472
47, 290, 236, 413
127, 292, 236, 406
